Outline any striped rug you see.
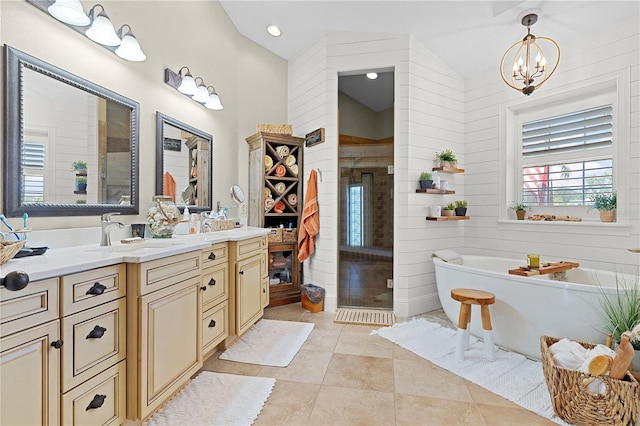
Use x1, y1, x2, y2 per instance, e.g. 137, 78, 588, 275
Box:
334, 308, 395, 326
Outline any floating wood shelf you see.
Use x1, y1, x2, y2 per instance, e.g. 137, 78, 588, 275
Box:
416, 189, 455, 194
432, 166, 464, 173
73, 190, 87, 194
426, 216, 469, 221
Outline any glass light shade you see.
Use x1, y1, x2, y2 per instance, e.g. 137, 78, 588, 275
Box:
86, 12, 121, 46
115, 32, 146, 61
192, 85, 210, 103
48, 0, 90, 26
205, 93, 223, 110
178, 74, 198, 95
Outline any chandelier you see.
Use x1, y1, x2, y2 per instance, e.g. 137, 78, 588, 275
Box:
500, 12, 560, 96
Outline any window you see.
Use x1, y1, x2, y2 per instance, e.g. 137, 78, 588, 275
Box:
347, 184, 363, 246
21, 142, 45, 203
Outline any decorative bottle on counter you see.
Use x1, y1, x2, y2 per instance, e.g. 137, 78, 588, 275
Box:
146, 196, 181, 238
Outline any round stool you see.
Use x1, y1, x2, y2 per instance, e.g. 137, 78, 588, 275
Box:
451, 288, 496, 361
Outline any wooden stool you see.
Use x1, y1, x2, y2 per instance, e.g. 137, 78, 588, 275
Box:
451, 288, 496, 361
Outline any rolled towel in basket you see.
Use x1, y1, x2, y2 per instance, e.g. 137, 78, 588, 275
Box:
432, 249, 462, 265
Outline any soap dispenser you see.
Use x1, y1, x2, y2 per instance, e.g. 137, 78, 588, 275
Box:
432, 171, 441, 189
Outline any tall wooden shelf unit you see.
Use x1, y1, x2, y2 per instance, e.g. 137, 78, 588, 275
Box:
246, 132, 304, 307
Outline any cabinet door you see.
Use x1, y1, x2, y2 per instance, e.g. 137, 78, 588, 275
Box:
201, 264, 228, 312
1, 320, 60, 425
236, 255, 263, 336
139, 278, 201, 419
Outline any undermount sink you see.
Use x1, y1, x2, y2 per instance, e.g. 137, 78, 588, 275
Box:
87, 241, 184, 253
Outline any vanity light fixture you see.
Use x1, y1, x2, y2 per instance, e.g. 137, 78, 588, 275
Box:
500, 10, 560, 96
366, 72, 378, 80
115, 25, 146, 62
266, 25, 282, 37
164, 67, 224, 111
86, 4, 121, 46
47, 0, 90, 26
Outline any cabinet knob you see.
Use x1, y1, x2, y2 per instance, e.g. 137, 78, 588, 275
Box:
208, 278, 216, 286
86, 325, 106, 339
263, 288, 266, 293
86, 282, 106, 295
208, 320, 216, 328
239, 270, 244, 275
208, 252, 216, 260
51, 340, 63, 349
1, 270, 30, 291
86, 394, 107, 410
200, 286, 207, 291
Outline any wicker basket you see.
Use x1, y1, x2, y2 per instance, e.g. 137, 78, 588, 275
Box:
257, 123, 292, 135
268, 228, 282, 243
540, 335, 639, 425
282, 228, 297, 242
0, 240, 25, 265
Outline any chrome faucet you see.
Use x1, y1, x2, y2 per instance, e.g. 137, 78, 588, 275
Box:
100, 213, 125, 246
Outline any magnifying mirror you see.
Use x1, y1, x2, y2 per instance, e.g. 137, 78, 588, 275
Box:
230, 185, 245, 205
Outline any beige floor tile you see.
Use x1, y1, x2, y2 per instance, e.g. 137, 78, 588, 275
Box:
200, 350, 263, 376
263, 304, 306, 321
253, 380, 320, 426
302, 324, 342, 352
257, 348, 332, 384
323, 353, 395, 392
395, 393, 486, 426
476, 404, 556, 425
334, 328, 394, 358
466, 382, 520, 408
307, 385, 395, 426
393, 358, 474, 402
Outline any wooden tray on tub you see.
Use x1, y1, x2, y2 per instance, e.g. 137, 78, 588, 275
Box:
508, 261, 580, 276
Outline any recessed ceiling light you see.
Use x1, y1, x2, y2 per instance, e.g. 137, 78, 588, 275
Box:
366, 72, 378, 80
266, 25, 281, 37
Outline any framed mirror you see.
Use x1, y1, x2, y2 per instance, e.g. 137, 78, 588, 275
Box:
155, 112, 212, 213
3, 45, 139, 217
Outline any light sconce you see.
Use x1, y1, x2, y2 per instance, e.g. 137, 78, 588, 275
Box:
500, 11, 560, 96
85, 4, 121, 46
165, 68, 224, 111
28, 0, 146, 62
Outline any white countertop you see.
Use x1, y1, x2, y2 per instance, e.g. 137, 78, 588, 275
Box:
1, 227, 270, 282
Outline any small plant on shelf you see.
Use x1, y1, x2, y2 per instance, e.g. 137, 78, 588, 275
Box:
74, 176, 87, 191
419, 171, 433, 189
454, 200, 467, 216
589, 192, 617, 222
511, 201, 530, 220
71, 160, 87, 174
443, 203, 455, 217
435, 149, 457, 168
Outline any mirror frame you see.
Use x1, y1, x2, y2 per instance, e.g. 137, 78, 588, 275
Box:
3, 45, 140, 217
155, 111, 213, 213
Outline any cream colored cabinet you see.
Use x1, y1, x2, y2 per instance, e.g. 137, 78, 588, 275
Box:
1, 320, 60, 426
201, 243, 229, 358
126, 250, 203, 421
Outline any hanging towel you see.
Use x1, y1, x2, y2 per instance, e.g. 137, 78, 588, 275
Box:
163, 172, 176, 202
298, 169, 319, 262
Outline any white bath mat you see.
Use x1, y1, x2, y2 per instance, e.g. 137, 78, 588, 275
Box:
144, 371, 275, 426
220, 319, 314, 367
372, 318, 570, 425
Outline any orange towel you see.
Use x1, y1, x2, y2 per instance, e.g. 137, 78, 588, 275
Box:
163, 171, 176, 202
298, 169, 319, 262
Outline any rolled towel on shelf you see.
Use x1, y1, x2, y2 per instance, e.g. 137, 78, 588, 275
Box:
432, 249, 463, 265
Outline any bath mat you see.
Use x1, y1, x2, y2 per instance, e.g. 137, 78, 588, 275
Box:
219, 319, 314, 367
335, 308, 395, 326
372, 318, 570, 425
144, 371, 275, 426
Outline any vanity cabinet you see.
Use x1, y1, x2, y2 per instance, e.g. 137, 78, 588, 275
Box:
126, 250, 203, 421
200, 242, 229, 357
246, 131, 303, 307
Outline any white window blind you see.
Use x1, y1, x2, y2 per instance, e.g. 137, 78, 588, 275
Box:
21, 142, 45, 203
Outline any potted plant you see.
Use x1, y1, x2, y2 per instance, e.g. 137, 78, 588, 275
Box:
435, 149, 457, 168
443, 203, 455, 217
419, 171, 433, 189
75, 176, 87, 191
596, 273, 640, 372
511, 201, 529, 220
454, 200, 467, 216
71, 160, 88, 175
589, 192, 616, 222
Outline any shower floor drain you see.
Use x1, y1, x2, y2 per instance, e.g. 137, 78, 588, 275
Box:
334, 309, 395, 326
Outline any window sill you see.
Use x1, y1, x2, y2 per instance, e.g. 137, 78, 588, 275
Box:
497, 219, 632, 236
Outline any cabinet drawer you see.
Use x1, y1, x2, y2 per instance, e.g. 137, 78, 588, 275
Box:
202, 302, 228, 356
133, 250, 201, 295
61, 360, 126, 426
201, 264, 228, 311
61, 264, 125, 316
0, 277, 58, 336
235, 236, 267, 260
62, 298, 126, 391
201, 242, 228, 270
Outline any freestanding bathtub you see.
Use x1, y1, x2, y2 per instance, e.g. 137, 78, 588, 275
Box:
433, 255, 637, 360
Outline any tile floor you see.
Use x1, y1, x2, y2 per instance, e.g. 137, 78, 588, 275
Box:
338, 253, 393, 310
200, 304, 554, 425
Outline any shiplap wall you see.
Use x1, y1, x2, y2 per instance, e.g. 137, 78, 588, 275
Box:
464, 18, 640, 273
289, 33, 464, 316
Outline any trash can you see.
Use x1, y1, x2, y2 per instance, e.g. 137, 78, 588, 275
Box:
301, 284, 325, 313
